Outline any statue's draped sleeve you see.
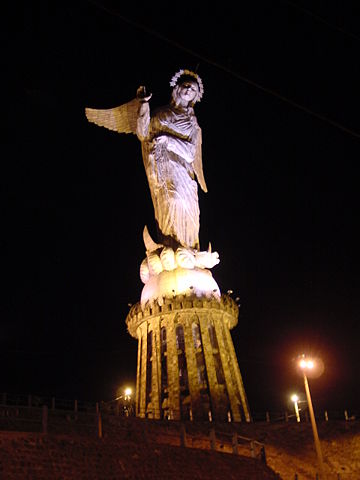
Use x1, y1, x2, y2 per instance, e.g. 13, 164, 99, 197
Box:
85, 98, 140, 135
193, 127, 207, 193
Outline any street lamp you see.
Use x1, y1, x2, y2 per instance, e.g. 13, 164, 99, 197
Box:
124, 387, 132, 400
114, 386, 134, 416
298, 355, 325, 479
290, 394, 301, 422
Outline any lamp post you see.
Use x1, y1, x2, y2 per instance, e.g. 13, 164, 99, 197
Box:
115, 386, 133, 416
123, 387, 133, 416
298, 356, 325, 479
291, 394, 301, 422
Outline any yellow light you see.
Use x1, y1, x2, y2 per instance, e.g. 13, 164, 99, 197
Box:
291, 394, 299, 403
299, 359, 307, 369
299, 356, 315, 370
124, 387, 132, 397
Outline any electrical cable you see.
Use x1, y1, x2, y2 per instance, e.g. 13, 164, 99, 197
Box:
86, 1, 360, 140
280, 0, 360, 43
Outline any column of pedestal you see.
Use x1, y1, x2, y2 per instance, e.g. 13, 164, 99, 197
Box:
213, 314, 242, 422
151, 317, 162, 419
166, 314, 181, 420
198, 312, 223, 420
211, 311, 233, 421
224, 325, 251, 422
183, 314, 202, 420
135, 326, 142, 417
138, 321, 147, 418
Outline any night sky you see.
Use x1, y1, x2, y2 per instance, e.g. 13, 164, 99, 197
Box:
3, 2, 360, 413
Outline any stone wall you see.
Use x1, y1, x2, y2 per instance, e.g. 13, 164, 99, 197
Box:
0, 430, 280, 479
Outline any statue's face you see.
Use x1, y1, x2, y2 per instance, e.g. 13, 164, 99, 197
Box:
178, 80, 199, 103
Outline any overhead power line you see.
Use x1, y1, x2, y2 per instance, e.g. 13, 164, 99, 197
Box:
87, 1, 360, 140
281, 0, 360, 43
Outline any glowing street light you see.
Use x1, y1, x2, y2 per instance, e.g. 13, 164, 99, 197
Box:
124, 387, 132, 401
291, 394, 301, 422
298, 355, 325, 479
114, 386, 134, 416
115, 386, 133, 401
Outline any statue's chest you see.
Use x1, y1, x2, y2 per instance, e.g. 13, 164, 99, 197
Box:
153, 110, 196, 137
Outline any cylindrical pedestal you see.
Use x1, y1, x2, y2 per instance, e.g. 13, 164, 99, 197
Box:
126, 293, 250, 422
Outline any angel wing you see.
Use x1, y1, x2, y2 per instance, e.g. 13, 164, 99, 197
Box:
85, 98, 140, 134
193, 127, 207, 193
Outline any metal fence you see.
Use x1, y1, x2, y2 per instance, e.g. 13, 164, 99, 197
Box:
1, 392, 357, 422
251, 408, 358, 423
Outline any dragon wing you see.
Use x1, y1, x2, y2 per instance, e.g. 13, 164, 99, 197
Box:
193, 127, 207, 193
85, 98, 139, 134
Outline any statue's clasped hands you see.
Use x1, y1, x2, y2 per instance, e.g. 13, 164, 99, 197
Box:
154, 135, 168, 146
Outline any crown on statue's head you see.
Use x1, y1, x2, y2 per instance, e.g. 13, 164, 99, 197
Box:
170, 69, 204, 102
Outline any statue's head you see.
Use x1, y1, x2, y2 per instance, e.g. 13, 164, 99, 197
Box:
170, 69, 204, 105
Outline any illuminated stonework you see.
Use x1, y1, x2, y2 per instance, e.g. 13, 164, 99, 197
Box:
85, 70, 251, 422
126, 294, 250, 422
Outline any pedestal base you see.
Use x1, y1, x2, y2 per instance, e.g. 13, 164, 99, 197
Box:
126, 294, 250, 423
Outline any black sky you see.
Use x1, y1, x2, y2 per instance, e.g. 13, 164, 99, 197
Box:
3, 2, 360, 412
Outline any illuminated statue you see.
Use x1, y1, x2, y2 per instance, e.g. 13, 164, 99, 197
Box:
86, 71, 251, 424
85, 69, 220, 307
